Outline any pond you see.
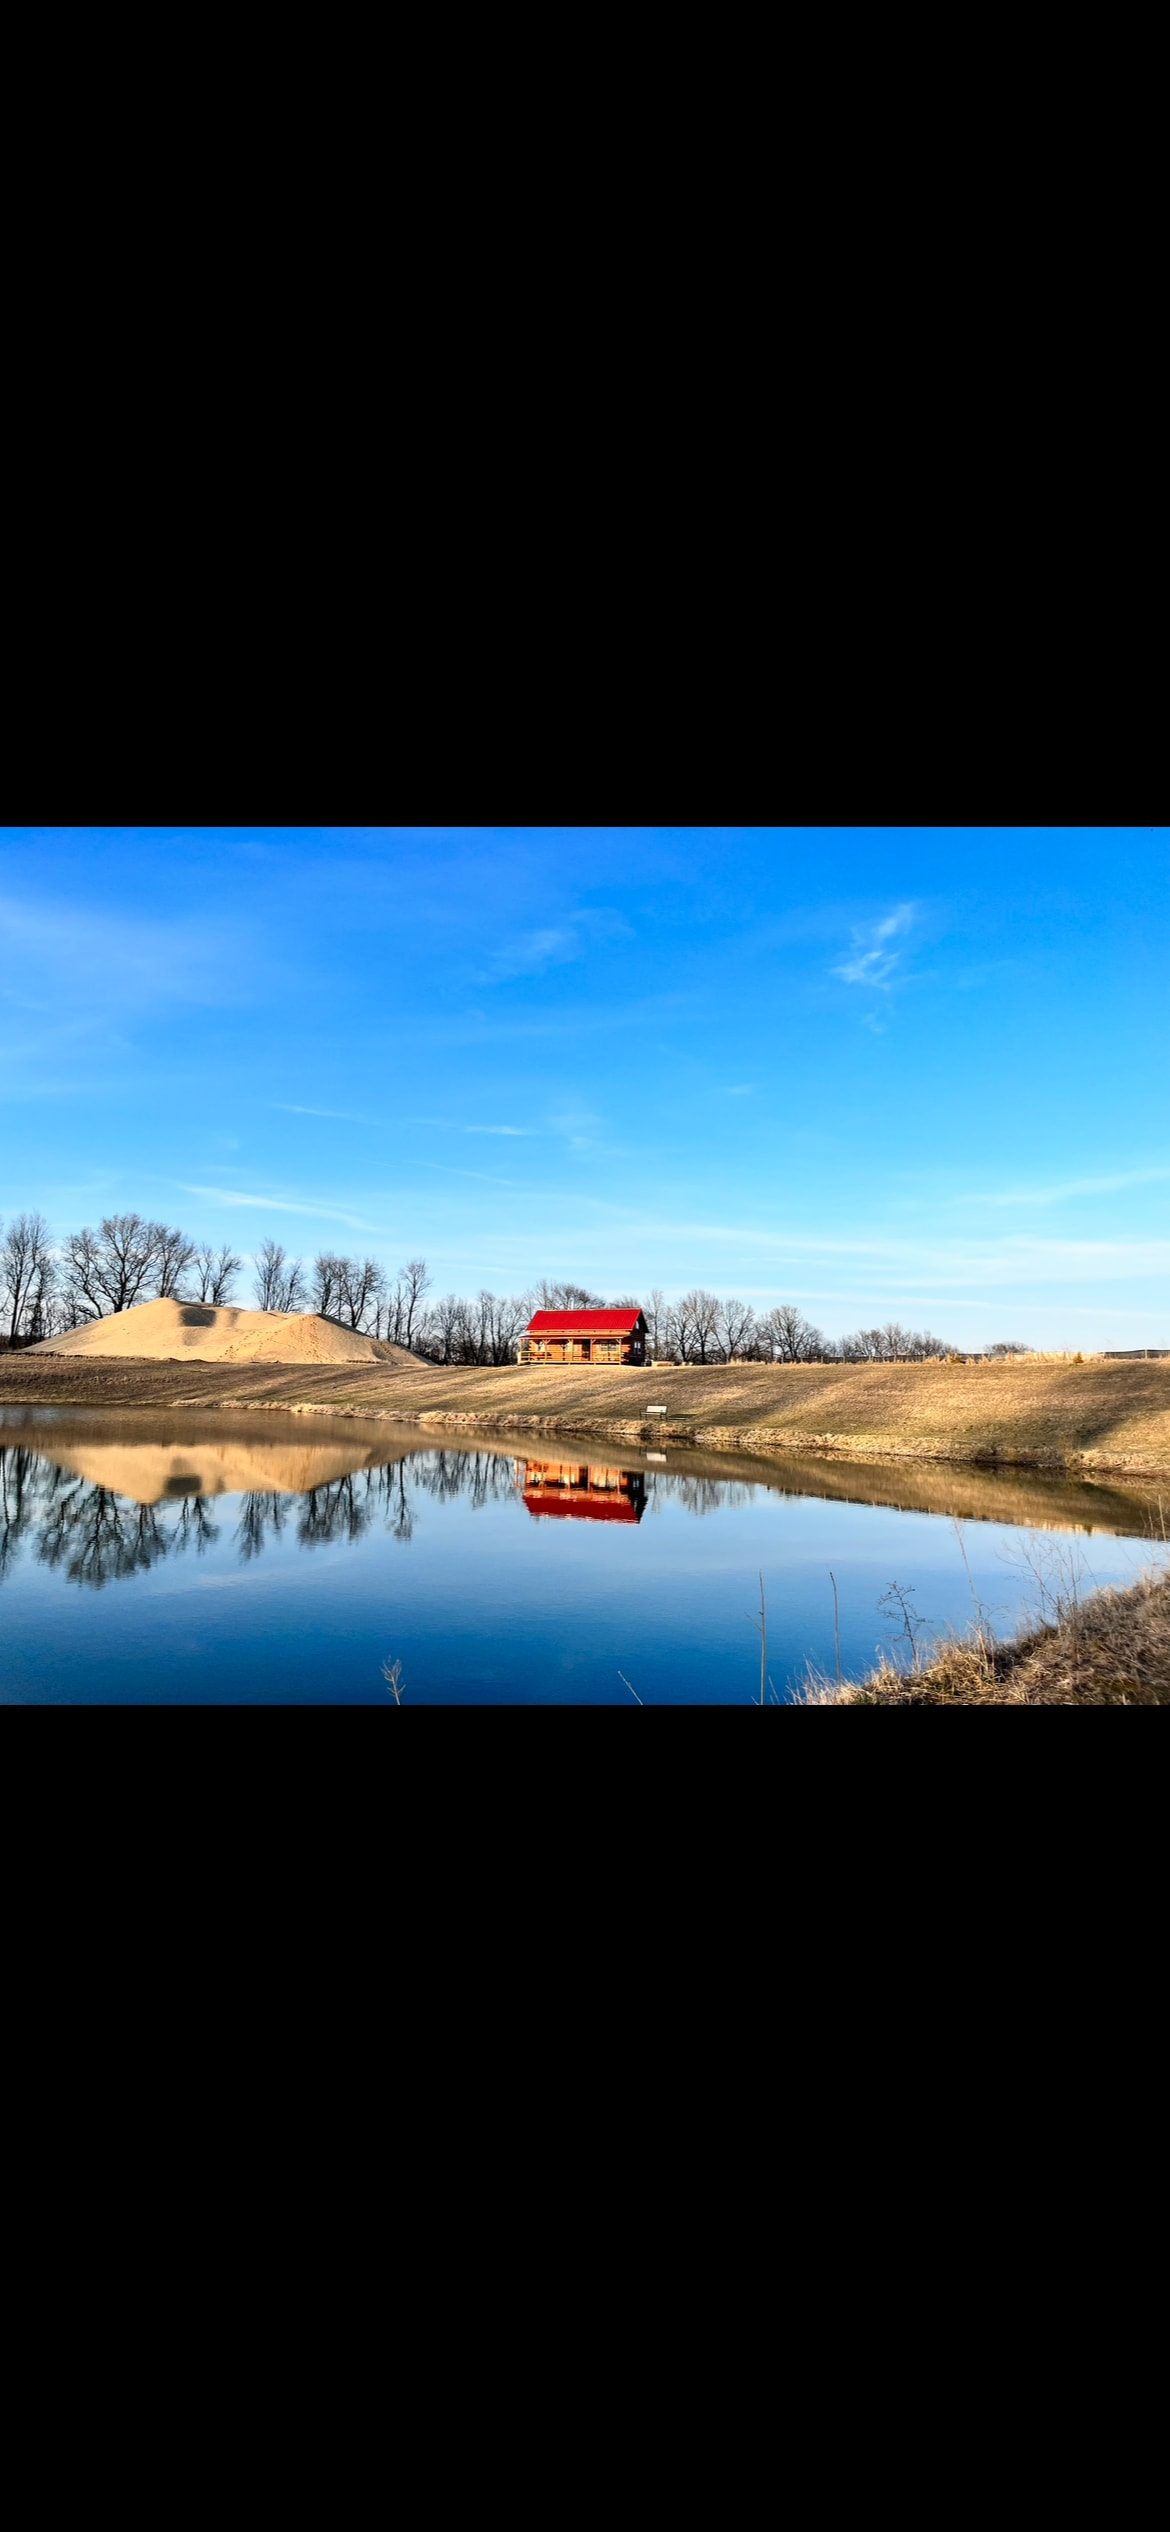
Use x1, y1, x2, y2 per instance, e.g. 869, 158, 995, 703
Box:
0, 1412, 1163, 1704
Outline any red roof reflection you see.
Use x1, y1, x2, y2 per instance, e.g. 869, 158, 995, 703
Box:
517, 1459, 647, 1524
522, 1493, 641, 1522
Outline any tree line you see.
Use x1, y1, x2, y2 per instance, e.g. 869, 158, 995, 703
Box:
0, 1209, 1031, 1361
640, 1291, 968, 1362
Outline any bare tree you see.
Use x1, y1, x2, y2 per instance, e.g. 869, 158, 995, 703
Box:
150, 1223, 198, 1298
280, 1255, 308, 1312
312, 1253, 345, 1318
985, 1341, 1032, 1357
715, 1296, 756, 1361
59, 1226, 100, 1322
192, 1243, 241, 1305
675, 1288, 721, 1363
410, 1303, 440, 1356
23, 1255, 60, 1342
61, 1213, 164, 1319
2, 1212, 54, 1345
655, 1301, 682, 1362
254, 1240, 282, 1311
253, 1240, 306, 1313
426, 1292, 467, 1363
761, 1303, 826, 1362
338, 1256, 386, 1333
838, 1322, 950, 1362
397, 1258, 432, 1350
535, 1279, 605, 1309
479, 1289, 530, 1364
646, 1288, 666, 1358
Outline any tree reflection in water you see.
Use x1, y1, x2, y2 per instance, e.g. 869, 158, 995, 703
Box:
0, 1446, 37, 1585
233, 1452, 519, 1557
236, 1491, 289, 1561
34, 1471, 218, 1588
0, 1436, 766, 1591
648, 1475, 757, 1518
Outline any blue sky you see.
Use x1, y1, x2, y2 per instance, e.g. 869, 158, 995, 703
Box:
2, 825, 1167, 1346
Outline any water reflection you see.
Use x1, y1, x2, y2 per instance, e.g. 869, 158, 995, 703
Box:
0, 1414, 1164, 1598
0, 1436, 521, 1589
519, 1460, 647, 1523
5, 1431, 392, 1505
0, 1445, 223, 1589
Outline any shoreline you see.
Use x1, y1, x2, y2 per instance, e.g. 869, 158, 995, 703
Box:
3, 1355, 1170, 1481
818, 1568, 1170, 1705
219, 1396, 1170, 1483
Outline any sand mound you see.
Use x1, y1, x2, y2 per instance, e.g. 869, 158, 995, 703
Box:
29, 1297, 428, 1369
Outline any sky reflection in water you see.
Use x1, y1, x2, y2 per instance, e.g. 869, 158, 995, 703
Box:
0, 1418, 1162, 1705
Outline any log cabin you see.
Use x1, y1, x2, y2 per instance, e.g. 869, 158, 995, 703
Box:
518, 1307, 648, 1366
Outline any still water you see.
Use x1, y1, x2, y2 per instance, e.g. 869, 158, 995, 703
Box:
0, 1413, 1162, 1705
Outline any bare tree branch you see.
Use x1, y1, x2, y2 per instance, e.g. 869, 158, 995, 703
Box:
253, 1240, 306, 1313
1, 1212, 54, 1345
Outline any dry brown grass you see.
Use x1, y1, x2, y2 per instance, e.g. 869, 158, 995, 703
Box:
813, 1566, 1170, 1706
2, 1351, 1170, 1474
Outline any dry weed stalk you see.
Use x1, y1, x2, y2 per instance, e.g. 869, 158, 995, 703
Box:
810, 1557, 1170, 1706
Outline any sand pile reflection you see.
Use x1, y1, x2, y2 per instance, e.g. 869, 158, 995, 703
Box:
24, 1434, 388, 1505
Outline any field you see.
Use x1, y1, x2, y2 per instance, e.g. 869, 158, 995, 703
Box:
3, 1352, 1170, 1476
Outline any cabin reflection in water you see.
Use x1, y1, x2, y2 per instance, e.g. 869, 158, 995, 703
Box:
517, 1460, 647, 1523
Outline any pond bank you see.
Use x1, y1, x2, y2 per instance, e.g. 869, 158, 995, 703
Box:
819, 1568, 1170, 1704
2, 1354, 1170, 1478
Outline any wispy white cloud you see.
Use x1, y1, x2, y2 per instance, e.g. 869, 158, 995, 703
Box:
549, 1106, 604, 1150
481, 909, 634, 985
833, 903, 916, 989
0, 893, 249, 1007
955, 1164, 1170, 1208
725, 1084, 755, 1096
270, 1103, 371, 1123
485, 928, 578, 981
179, 1184, 384, 1234
419, 1161, 522, 1188
406, 1117, 535, 1138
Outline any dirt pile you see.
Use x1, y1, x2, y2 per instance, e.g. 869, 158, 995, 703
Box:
28, 1297, 427, 1370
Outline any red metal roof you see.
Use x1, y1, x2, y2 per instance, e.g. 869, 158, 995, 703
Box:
527, 1309, 643, 1333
